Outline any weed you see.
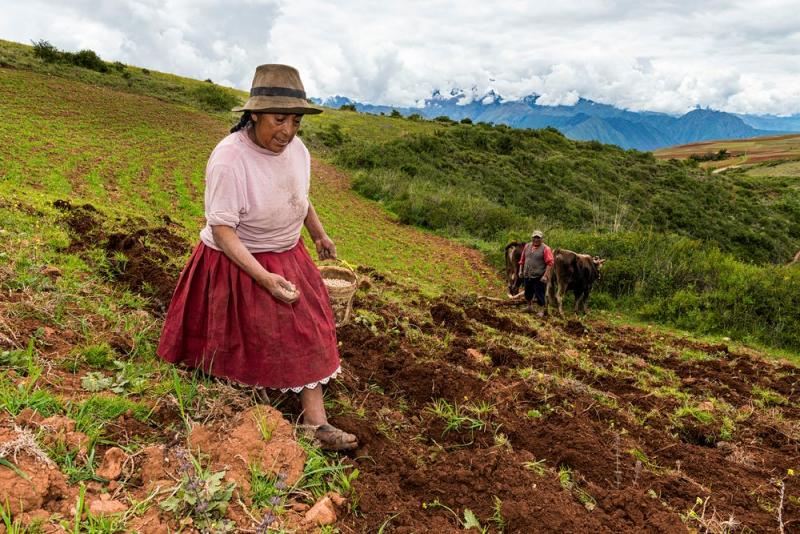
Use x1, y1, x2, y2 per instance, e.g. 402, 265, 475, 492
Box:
752, 385, 789, 407
0, 372, 62, 417
253, 407, 276, 442
426, 399, 488, 437
681, 496, 741, 534
523, 458, 548, 476
292, 438, 359, 500
422, 499, 487, 532
160, 448, 236, 532
249, 463, 288, 528
557, 466, 596, 511
491, 495, 506, 531
627, 448, 667, 476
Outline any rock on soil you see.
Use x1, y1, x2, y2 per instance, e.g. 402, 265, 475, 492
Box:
303, 495, 337, 526
96, 447, 126, 480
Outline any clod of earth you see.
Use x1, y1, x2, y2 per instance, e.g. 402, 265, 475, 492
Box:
96, 447, 127, 480
303, 495, 337, 526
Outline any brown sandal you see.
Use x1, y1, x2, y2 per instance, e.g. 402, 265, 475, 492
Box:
313, 424, 358, 451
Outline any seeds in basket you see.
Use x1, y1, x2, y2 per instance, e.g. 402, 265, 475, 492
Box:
324, 278, 353, 288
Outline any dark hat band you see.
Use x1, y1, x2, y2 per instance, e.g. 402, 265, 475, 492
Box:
250, 86, 306, 99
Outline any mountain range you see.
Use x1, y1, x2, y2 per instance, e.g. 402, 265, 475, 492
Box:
317, 91, 800, 151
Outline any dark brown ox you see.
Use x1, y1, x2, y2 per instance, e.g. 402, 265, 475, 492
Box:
546, 249, 605, 316
504, 242, 525, 296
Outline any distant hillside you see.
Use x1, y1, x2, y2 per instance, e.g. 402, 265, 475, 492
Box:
655, 133, 800, 171
318, 93, 790, 150
321, 123, 799, 265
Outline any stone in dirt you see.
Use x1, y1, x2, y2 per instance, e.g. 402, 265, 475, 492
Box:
466, 348, 485, 364
96, 447, 126, 480
89, 497, 128, 515
303, 496, 337, 526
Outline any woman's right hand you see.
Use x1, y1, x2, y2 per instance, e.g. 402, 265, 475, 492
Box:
262, 273, 300, 303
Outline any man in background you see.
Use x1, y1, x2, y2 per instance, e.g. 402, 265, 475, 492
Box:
518, 230, 554, 316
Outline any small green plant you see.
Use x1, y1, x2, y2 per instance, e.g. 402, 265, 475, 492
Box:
426, 399, 488, 437
81, 360, 149, 394
292, 438, 359, 500
627, 449, 667, 475
523, 458, 547, 476
422, 499, 487, 532
558, 466, 596, 511
60, 483, 126, 532
491, 495, 506, 531
751, 385, 789, 407
74, 342, 115, 369
160, 448, 236, 533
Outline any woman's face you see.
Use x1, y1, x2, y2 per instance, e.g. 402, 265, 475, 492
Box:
251, 113, 303, 153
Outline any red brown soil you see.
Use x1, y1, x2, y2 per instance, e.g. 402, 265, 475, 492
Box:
53, 199, 190, 313
325, 277, 800, 533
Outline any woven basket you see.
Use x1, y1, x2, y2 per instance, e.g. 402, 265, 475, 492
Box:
319, 260, 358, 327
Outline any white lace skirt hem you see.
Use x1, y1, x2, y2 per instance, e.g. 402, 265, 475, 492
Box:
274, 366, 341, 393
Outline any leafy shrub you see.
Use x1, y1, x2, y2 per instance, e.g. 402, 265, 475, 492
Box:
460, 117, 473, 124
318, 123, 348, 147
70, 49, 108, 73
31, 40, 61, 62
390, 109, 402, 118
407, 113, 423, 121
339, 103, 357, 112
434, 115, 455, 124
192, 84, 240, 112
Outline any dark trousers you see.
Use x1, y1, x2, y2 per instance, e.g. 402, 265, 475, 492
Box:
524, 276, 546, 306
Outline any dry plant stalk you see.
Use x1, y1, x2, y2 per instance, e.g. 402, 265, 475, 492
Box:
0, 425, 55, 467
614, 432, 621, 489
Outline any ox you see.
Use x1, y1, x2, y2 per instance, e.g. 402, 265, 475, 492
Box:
546, 249, 605, 316
504, 242, 525, 296
790, 250, 800, 266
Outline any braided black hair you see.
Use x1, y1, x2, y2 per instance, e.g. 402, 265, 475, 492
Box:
230, 111, 253, 133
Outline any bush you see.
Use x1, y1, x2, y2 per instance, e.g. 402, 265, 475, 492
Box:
434, 115, 455, 124
390, 109, 402, 118
407, 113, 423, 121
31, 40, 61, 62
70, 49, 108, 73
318, 123, 348, 147
339, 104, 357, 112
460, 117, 473, 124
192, 84, 240, 112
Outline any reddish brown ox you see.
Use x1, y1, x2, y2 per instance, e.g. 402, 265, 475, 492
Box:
546, 249, 606, 316
504, 242, 525, 296
789, 250, 800, 266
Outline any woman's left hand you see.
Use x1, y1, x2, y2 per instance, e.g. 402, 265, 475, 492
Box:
315, 235, 337, 260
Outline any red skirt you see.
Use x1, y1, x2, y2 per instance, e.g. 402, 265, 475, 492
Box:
157, 240, 340, 391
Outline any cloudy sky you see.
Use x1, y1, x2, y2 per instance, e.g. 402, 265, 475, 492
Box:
2, 0, 799, 115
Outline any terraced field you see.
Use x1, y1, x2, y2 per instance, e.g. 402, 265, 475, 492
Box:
654, 134, 800, 172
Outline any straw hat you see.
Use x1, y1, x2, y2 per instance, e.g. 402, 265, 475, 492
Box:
532, 230, 543, 238
232, 64, 322, 115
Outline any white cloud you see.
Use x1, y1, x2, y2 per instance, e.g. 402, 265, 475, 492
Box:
1, 0, 799, 115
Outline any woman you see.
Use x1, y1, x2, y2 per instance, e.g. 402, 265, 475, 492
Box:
157, 64, 357, 451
